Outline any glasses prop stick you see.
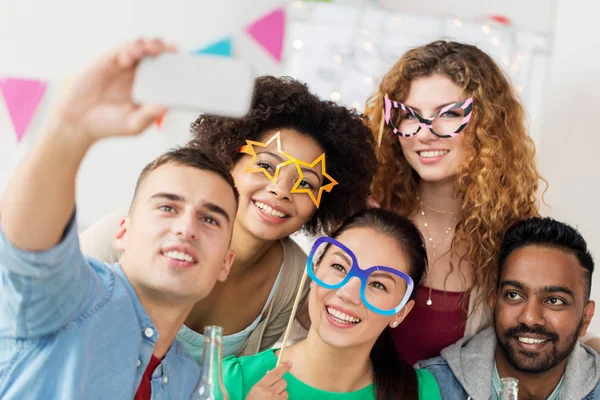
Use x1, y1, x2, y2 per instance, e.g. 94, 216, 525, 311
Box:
275, 268, 309, 367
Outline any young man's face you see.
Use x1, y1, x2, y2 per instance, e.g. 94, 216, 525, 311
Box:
116, 162, 237, 303
492, 245, 595, 374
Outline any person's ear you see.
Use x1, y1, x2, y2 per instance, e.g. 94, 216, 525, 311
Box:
217, 249, 235, 282
389, 299, 415, 328
490, 292, 498, 311
579, 300, 596, 337
114, 216, 128, 251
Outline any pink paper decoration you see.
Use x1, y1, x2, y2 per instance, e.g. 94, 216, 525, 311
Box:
0, 77, 48, 142
245, 8, 286, 62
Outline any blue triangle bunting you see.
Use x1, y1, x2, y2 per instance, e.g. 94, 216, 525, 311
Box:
193, 37, 233, 57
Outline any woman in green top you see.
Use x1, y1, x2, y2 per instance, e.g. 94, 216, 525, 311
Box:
223, 208, 441, 400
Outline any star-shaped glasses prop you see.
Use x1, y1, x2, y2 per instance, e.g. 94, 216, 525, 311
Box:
239, 131, 338, 208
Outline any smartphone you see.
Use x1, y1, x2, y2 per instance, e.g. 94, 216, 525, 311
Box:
132, 52, 255, 118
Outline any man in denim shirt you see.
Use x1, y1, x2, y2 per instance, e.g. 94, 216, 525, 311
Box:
0, 39, 238, 399
417, 218, 600, 400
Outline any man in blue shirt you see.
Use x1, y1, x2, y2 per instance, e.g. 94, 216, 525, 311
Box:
0, 39, 238, 399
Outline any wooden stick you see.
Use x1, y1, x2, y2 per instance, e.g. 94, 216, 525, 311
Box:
276, 268, 309, 366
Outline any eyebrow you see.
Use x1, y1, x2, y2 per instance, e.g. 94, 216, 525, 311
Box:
260, 151, 322, 183
406, 101, 461, 114
299, 167, 321, 184
541, 285, 575, 299
258, 150, 287, 164
332, 250, 353, 265
149, 192, 231, 223
370, 271, 399, 282
500, 280, 525, 290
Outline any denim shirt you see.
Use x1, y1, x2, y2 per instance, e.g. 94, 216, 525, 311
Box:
0, 215, 200, 399
418, 355, 600, 400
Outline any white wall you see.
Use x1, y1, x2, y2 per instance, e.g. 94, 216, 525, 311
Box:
0, 0, 283, 230
381, 0, 557, 35
538, 0, 600, 334
2, 0, 600, 333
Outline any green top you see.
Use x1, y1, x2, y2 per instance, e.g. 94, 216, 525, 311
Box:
222, 349, 441, 400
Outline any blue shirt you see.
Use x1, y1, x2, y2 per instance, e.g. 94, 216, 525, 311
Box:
0, 215, 200, 399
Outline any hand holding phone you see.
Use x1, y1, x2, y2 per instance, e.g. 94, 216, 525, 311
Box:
132, 52, 255, 118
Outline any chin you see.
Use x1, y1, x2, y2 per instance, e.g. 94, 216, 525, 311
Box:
319, 332, 356, 349
146, 277, 207, 300
414, 170, 457, 184
248, 225, 288, 241
246, 216, 300, 241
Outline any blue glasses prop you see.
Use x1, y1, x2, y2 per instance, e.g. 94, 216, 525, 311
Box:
307, 237, 414, 316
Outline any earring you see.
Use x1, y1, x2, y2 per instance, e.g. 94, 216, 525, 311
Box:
310, 282, 315, 288
390, 321, 399, 328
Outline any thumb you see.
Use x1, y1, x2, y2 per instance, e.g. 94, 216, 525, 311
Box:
125, 105, 167, 135
261, 361, 293, 386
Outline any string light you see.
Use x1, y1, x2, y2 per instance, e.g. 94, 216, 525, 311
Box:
288, 7, 544, 118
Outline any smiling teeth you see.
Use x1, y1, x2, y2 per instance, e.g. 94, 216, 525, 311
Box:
254, 201, 287, 218
518, 337, 547, 344
164, 251, 194, 263
326, 306, 361, 324
419, 150, 449, 158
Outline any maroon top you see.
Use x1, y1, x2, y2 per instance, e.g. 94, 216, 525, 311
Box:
134, 355, 161, 400
391, 285, 470, 365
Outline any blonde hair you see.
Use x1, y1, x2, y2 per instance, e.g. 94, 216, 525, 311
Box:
364, 40, 545, 310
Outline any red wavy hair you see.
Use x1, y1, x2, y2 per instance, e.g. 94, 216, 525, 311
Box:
364, 40, 545, 309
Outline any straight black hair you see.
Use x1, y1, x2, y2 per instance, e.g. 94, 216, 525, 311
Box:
330, 208, 428, 400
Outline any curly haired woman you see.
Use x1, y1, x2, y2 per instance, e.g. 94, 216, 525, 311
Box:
80, 76, 378, 360
364, 40, 552, 364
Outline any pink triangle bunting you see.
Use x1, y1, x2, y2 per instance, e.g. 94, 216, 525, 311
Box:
245, 8, 286, 62
0, 77, 48, 142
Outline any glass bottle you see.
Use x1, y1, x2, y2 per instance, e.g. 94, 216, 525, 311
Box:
499, 377, 519, 400
193, 325, 230, 400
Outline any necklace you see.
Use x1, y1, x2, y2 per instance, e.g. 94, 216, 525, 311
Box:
423, 202, 459, 215
417, 195, 458, 306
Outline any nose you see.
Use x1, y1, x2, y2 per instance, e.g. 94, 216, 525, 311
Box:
417, 122, 440, 143
267, 166, 295, 201
173, 209, 199, 241
517, 298, 546, 327
335, 277, 362, 306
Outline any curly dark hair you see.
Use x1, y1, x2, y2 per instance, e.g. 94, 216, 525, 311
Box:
188, 76, 377, 235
